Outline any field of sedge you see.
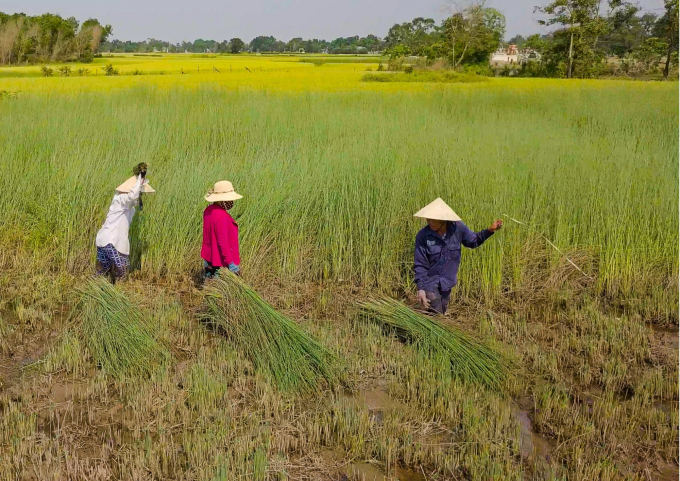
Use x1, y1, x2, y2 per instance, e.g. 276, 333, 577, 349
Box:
0, 54, 677, 480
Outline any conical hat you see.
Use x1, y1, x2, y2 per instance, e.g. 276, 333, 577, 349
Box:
116, 176, 155, 193
413, 198, 461, 222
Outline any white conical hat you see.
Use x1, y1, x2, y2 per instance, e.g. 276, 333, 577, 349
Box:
116, 176, 155, 193
205, 180, 242, 202
413, 198, 461, 222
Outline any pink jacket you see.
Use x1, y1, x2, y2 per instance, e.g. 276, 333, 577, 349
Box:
201, 204, 240, 267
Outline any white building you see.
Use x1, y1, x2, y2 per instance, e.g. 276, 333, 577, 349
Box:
490, 46, 519, 65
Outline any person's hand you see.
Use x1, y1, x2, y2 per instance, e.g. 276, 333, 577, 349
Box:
140, 169, 146, 179
488, 219, 503, 232
228, 263, 240, 276
417, 290, 430, 309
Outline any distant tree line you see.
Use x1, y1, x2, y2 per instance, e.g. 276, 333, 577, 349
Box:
380, 0, 677, 79
0, 12, 112, 65
100, 35, 384, 55
3, 0, 677, 79
523, 0, 679, 79
382, 9, 506, 68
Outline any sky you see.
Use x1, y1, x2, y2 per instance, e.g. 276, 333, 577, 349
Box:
4, 0, 667, 43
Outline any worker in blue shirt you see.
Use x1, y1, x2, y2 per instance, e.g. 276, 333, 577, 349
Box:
413, 198, 503, 314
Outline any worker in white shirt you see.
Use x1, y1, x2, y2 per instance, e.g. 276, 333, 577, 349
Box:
95, 164, 155, 281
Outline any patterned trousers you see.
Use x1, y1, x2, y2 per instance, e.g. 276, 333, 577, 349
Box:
96, 244, 130, 279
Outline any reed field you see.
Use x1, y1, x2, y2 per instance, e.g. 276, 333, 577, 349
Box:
0, 55, 677, 480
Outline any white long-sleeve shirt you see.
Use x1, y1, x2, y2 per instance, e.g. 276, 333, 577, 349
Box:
95, 176, 144, 255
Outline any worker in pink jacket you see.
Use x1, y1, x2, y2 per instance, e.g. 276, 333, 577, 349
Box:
201, 180, 242, 279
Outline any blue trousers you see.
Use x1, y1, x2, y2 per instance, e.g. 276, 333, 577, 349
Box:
426, 287, 452, 314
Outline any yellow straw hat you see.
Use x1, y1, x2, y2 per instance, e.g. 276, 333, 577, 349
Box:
413, 198, 461, 222
205, 181, 243, 202
116, 176, 155, 193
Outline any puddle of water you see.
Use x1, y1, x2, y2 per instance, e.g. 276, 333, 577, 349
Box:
515, 409, 534, 459
393, 467, 426, 481
647, 323, 679, 350
323, 446, 424, 481
346, 463, 424, 481
511, 398, 554, 462
360, 389, 392, 411
349, 462, 385, 481
341, 383, 399, 426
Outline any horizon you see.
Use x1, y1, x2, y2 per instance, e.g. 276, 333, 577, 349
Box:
4, 0, 666, 44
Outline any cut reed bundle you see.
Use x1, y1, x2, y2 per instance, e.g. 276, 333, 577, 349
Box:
76, 277, 168, 379
202, 275, 342, 395
358, 297, 507, 390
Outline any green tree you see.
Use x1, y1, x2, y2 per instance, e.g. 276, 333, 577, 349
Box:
536, 0, 598, 78
422, 42, 448, 60
81, 18, 113, 45
599, 12, 657, 57
535, 0, 640, 77
386, 44, 410, 59
525, 33, 549, 52
508, 35, 527, 48
286, 37, 303, 52
249, 35, 277, 52
384, 17, 437, 55
443, 5, 506, 67
658, 0, 679, 79
634, 37, 667, 70
103, 63, 118, 76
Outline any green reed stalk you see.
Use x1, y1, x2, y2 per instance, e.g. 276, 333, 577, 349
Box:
202, 275, 343, 395
0, 85, 676, 308
358, 297, 507, 390
76, 277, 168, 379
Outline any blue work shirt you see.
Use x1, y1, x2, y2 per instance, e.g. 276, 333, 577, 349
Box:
414, 221, 493, 292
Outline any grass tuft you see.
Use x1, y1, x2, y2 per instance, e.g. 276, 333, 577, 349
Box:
358, 297, 508, 390
362, 71, 487, 83
75, 277, 169, 379
202, 275, 343, 395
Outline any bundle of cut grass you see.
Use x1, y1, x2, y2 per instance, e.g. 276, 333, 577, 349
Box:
202, 275, 342, 395
76, 277, 168, 379
358, 297, 507, 390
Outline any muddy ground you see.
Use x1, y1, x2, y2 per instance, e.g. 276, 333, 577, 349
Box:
0, 276, 678, 480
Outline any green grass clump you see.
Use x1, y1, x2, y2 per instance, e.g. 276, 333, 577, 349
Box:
202, 275, 343, 395
362, 71, 487, 83
358, 297, 507, 390
76, 277, 168, 379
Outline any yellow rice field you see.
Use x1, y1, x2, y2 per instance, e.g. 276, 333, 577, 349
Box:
0, 53, 674, 94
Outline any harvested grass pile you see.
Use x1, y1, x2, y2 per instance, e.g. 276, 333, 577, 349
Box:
76, 277, 168, 378
358, 297, 507, 390
202, 275, 342, 395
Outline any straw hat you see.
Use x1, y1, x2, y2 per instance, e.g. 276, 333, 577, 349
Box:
413, 198, 461, 222
205, 180, 243, 202
116, 176, 155, 193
